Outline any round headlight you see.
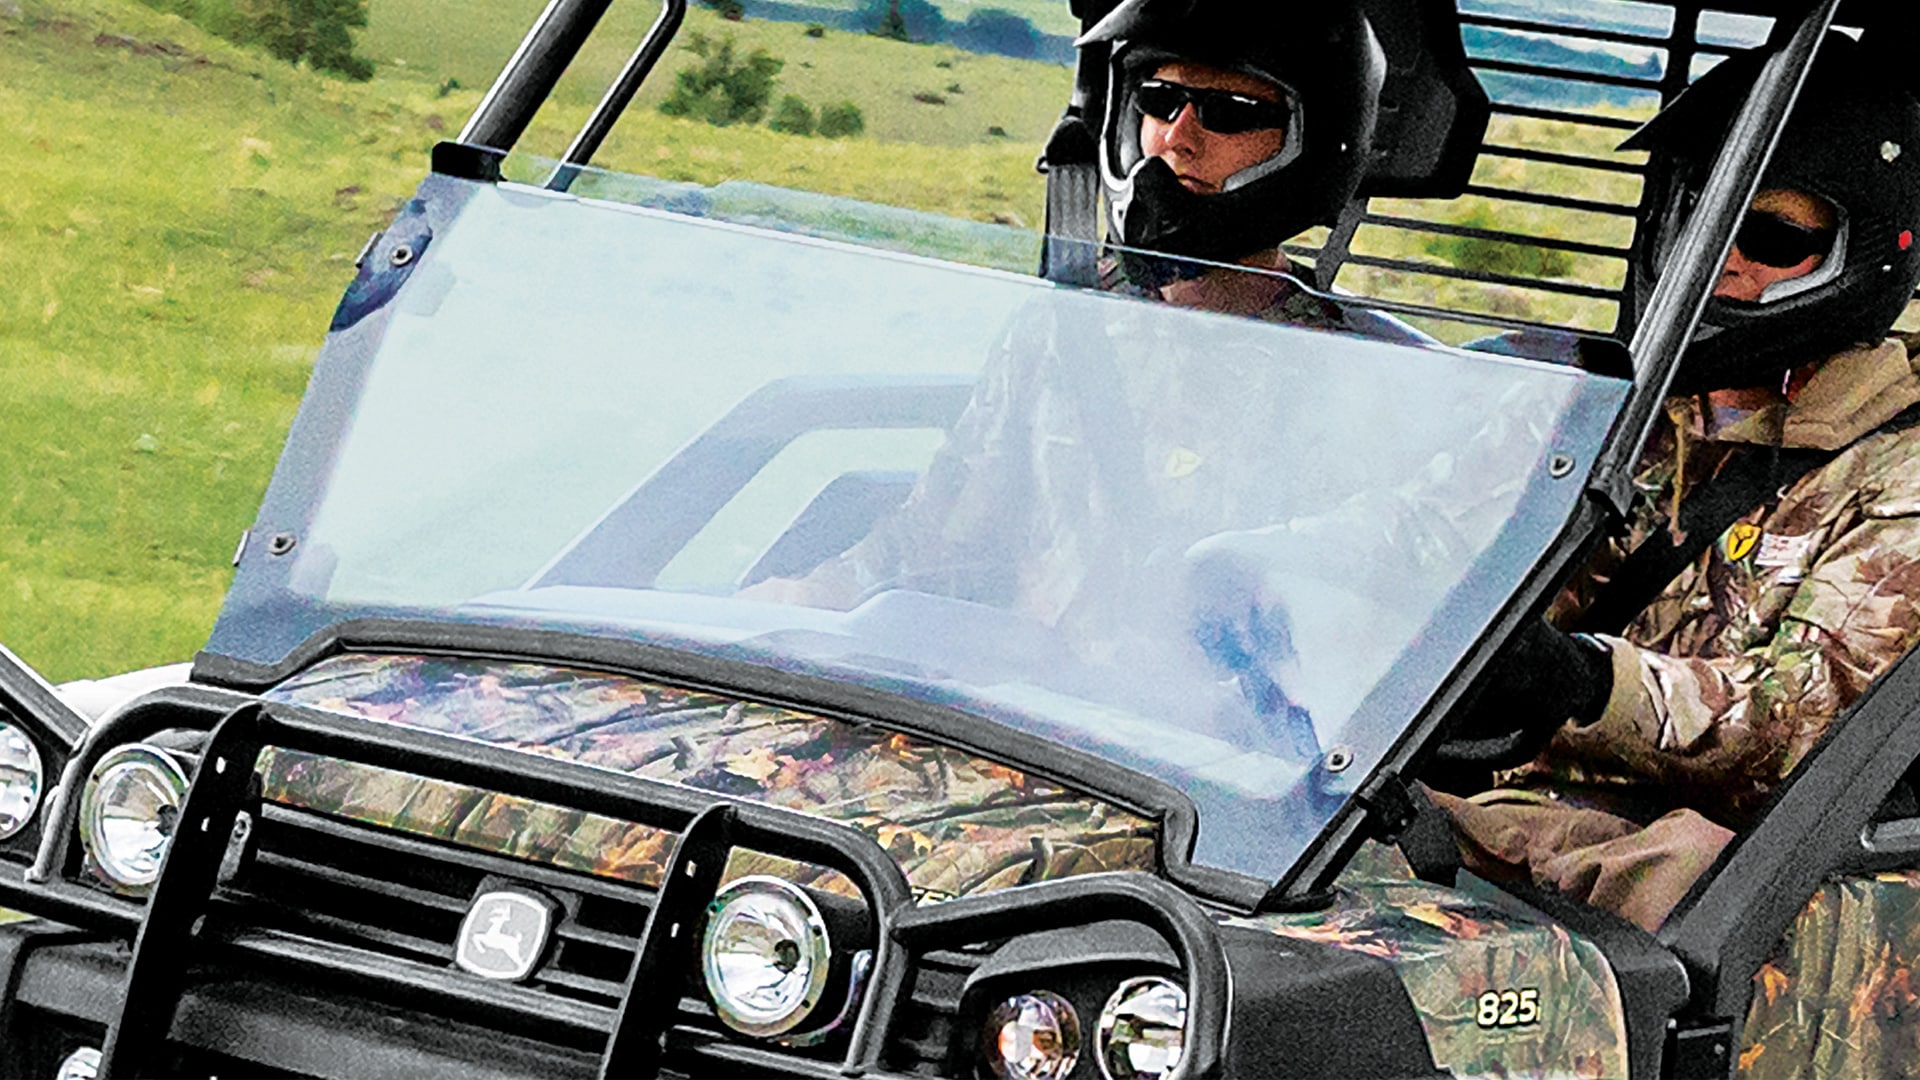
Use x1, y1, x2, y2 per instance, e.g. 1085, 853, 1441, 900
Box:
701, 876, 832, 1037
79, 744, 188, 893
983, 991, 1081, 1080
1098, 977, 1188, 1080
0, 720, 44, 840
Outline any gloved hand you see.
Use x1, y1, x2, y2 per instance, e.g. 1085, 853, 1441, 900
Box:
1183, 528, 1320, 763
1443, 618, 1613, 765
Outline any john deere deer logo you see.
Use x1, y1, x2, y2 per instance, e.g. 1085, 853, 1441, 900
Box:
456, 890, 553, 981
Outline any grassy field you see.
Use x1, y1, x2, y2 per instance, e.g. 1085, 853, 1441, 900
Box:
1, 0, 1065, 682
3, 0, 1662, 682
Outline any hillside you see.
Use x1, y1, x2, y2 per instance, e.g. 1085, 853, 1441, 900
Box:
2, 0, 1070, 681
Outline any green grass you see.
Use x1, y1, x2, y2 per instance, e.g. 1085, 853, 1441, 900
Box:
1, 0, 452, 680
0, 0, 1063, 683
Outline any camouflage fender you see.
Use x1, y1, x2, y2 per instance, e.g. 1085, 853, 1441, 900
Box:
260, 653, 1157, 901
1226, 843, 1630, 1079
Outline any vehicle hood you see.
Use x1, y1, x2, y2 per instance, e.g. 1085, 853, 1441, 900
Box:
259, 652, 1158, 901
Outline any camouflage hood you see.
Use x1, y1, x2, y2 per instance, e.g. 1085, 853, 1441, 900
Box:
260, 653, 1158, 902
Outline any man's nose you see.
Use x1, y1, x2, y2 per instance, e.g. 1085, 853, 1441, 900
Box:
1164, 103, 1205, 149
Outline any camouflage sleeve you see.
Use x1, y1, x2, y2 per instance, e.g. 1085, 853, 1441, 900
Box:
1551, 513, 1920, 822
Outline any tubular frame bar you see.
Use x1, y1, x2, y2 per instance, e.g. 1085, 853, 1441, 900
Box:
1361, 212, 1633, 259
457, 0, 617, 153
1488, 101, 1647, 131
547, 0, 690, 192
1457, 11, 1678, 48
1339, 253, 1625, 301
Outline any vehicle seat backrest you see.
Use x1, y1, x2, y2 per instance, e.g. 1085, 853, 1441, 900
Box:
1356, 0, 1490, 200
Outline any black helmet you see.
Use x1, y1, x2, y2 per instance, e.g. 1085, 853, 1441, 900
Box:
1079, 0, 1385, 278
1625, 33, 1920, 394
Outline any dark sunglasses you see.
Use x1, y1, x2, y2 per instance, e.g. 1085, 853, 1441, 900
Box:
1134, 79, 1292, 136
1735, 210, 1837, 269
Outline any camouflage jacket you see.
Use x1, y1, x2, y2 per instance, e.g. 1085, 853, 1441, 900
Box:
1514, 338, 1920, 827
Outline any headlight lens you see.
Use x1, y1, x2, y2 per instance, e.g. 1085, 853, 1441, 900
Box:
701, 875, 832, 1037
79, 744, 188, 892
55, 1046, 101, 1080
0, 720, 44, 840
983, 991, 1082, 1080
1098, 977, 1188, 1080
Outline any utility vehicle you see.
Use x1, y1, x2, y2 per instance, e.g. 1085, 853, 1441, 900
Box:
1, 0, 1914, 1076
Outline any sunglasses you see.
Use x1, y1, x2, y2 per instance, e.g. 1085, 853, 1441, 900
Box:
1735, 210, 1837, 269
1134, 79, 1293, 136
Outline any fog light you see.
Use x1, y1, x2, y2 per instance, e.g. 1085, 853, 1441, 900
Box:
983, 991, 1081, 1080
1098, 977, 1187, 1080
701, 876, 832, 1037
0, 721, 43, 840
55, 1046, 100, 1080
79, 744, 188, 893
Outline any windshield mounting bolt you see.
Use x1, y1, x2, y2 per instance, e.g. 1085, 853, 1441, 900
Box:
1324, 746, 1354, 773
1548, 453, 1576, 479
389, 243, 416, 268
266, 532, 298, 557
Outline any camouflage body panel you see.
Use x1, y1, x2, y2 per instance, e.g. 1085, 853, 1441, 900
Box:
1513, 341, 1920, 830
261, 653, 1157, 901
1739, 870, 1920, 1078
1227, 843, 1630, 1079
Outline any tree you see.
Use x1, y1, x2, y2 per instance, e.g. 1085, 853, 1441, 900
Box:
951, 8, 1038, 59
863, 0, 944, 43
658, 33, 784, 126
237, 0, 374, 79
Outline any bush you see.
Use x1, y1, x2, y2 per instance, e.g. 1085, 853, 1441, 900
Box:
769, 94, 816, 135
817, 101, 866, 138
703, 0, 743, 20
233, 0, 374, 79
804, 22, 826, 37
1423, 209, 1575, 280
659, 33, 784, 126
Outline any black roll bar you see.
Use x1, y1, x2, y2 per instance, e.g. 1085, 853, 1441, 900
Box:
548, 0, 689, 192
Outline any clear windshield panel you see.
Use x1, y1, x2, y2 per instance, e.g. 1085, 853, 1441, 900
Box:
209, 177, 1627, 882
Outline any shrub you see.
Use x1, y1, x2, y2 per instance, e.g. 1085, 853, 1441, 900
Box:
703, 0, 743, 19
769, 94, 816, 135
1423, 208, 1575, 280
817, 101, 866, 138
804, 22, 825, 37
232, 0, 374, 78
912, 90, 946, 105
659, 33, 784, 126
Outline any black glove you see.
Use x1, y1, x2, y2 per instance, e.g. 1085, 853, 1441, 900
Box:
1441, 618, 1613, 766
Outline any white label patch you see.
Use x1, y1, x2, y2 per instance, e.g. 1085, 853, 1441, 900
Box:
1754, 533, 1814, 581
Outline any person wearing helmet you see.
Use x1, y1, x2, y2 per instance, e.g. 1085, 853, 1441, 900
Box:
740, 0, 1408, 620
1079, 0, 1414, 336
1427, 33, 1920, 932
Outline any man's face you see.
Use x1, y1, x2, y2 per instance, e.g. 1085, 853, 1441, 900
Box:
1714, 188, 1840, 301
1138, 61, 1289, 195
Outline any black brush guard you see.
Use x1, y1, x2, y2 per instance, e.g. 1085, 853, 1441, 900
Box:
9, 697, 1228, 1079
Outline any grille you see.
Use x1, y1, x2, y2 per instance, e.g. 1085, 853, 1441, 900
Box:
227, 803, 655, 1016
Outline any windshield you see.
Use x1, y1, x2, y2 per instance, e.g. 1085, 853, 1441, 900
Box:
208, 172, 1626, 882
